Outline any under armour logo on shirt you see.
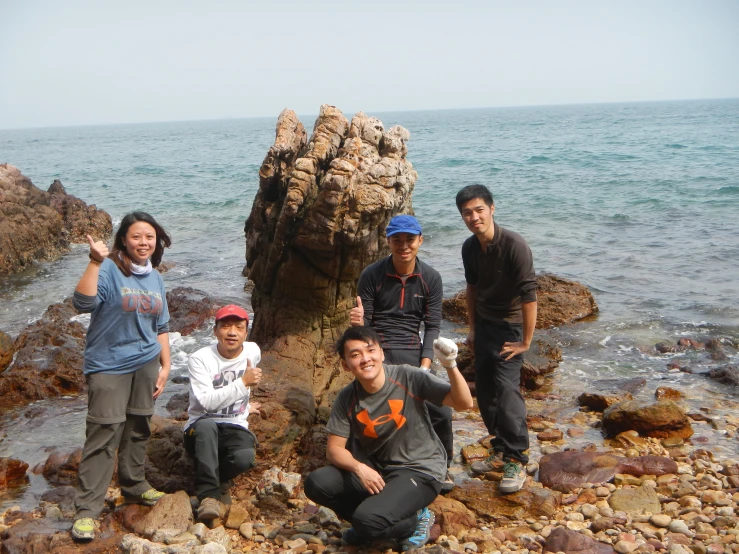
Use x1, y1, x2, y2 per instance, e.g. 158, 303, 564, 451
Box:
356, 399, 407, 438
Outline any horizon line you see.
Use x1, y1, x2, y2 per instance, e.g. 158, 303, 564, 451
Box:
1, 95, 737, 133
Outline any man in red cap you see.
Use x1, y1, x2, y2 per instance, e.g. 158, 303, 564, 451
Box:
184, 304, 262, 521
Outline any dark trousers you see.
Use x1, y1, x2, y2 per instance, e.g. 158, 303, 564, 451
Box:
184, 419, 256, 501
384, 349, 454, 467
474, 319, 529, 464
304, 464, 440, 541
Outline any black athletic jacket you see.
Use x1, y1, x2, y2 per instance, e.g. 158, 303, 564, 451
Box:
357, 255, 442, 361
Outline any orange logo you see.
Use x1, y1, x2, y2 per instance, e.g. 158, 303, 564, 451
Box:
356, 400, 406, 438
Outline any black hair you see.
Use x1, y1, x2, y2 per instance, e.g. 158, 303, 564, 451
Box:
111, 211, 172, 276
455, 184, 494, 212
336, 326, 382, 359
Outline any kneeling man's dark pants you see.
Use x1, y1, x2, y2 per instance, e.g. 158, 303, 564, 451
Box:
474, 319, 529, 464
305, 464, 441, 541
184, 419, 256, 501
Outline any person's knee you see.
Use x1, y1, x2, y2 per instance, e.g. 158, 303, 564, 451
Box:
303, 472, 323, 503
351, 506, 389, 540
193, 419, 219, 434
229, 448, 255, 474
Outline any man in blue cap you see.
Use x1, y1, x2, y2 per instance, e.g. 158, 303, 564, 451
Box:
349, 214, 455, 492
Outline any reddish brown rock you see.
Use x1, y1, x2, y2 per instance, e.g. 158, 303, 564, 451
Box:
0, 329, 13, 372
602, 399, 693, 439
39, 448, 82, 486
0, 298, 87, 412
0, 164, 112, 276
448, 480, 561, 520
429, 496, 477, 537
166, 286, 225, 336
538, 451, 678, 492
47, 179, 112, 243
655, 386, 685, 401
0, 457, 29, 492
544, 526, 616, 554
578, 378, 646, 412
442, 274, 598, 329
119, 490, 193, 538
537, 429, 564, 442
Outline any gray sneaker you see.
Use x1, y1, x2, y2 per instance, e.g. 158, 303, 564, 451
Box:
499, 461, 526, 494
470, 450, 504, 475
197, 497, 222, 521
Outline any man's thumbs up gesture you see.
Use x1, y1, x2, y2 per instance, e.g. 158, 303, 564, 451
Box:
349, 296, 364, 326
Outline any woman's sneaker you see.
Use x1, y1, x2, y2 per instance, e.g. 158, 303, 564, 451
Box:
499, 461, 526, 494
400, 507, 435, 551
71, 517, 95, 541
124, 488, 166, 506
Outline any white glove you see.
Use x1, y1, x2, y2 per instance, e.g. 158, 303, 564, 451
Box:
433, 338, 458, 369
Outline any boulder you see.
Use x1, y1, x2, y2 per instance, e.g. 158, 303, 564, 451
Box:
448, 480, 561, 520
429, 495, 477, 537
166, 287, 225, 336
144, 417, 195, 495
578, 378, 647, 412
0, 329, 13, 372
39, 448, 82, 486
119, 490, 193, 538
441, 274, 598, 328
47, 179, 112, 243
538, 451, 678, 492
0, 457, 29, 492
708, 365, 739, 387
0, 164, 112, 276
602, 400, 693, 439
0, 298, 87, 412
456, 332, 562, 391
655, 386, 685, 401
242, 106, 418, 467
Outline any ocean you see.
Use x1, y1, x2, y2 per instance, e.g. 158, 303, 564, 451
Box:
1, 99, 739, 504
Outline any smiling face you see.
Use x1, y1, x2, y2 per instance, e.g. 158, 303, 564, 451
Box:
387, 232, 423, 267
124, 221, 157, 265
340, 338, 386, 391
214, 316, 248, 359
460, 198, 495, 239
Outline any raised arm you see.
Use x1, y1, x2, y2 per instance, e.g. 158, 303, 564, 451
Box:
75, 235, 109, 298
434, 338, 473, 411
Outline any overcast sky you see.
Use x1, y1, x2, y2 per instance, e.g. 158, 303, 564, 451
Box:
1, 0, 738, 129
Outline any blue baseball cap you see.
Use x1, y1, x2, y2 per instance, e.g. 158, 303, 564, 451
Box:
386, 215, 422, 237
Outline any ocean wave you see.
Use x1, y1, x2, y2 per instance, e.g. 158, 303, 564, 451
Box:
527, 155, 550, 163
131, 165, 166, 175
665, 143, 687, 149
716, 185, 739, 195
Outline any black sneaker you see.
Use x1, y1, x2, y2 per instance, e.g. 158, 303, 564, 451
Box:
469, 450, 504, 475
220, 479, 233, 505
399, 507, 435, 551
342, 527, 362, 546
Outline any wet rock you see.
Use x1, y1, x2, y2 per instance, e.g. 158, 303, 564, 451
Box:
608, 483, 661, 514
119, 490, 193, 538
39, 485, 76, 511
0, 299, 87, 412
461, 443, 489, 463
47, 179, 112, 244
538, 451, 678, 492
708, 365, 739, 387
429, 495, 476, 537
655, 387, 686, 401
0, 330, 13, 372
578, 378, 647, 412
0, 457, 29, 492
602, 400, 693, 439
544, 526, 616, 554
456, 332, 562, 391
448, 480, 561, 519
40, 448, 82, 486
166, 287, 224, 336
442, 274, 598, 328
166, 392, 190, 421
0, 164, 111, 276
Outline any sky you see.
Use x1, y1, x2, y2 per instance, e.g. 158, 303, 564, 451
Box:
1, 0, 738, 129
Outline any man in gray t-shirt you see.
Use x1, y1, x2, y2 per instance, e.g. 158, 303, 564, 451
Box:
304, 326, 472, 551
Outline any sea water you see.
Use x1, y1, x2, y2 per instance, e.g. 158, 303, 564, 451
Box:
1, 99, 739, 503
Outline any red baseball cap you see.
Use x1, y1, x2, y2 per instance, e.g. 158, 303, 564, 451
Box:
215, 304, 249, 323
